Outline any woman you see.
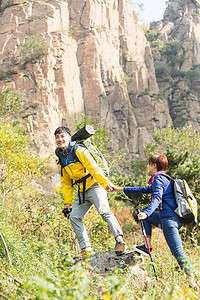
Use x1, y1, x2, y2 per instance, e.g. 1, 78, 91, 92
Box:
113, 154, 197, 289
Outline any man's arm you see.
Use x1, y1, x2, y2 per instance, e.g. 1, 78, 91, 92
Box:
58, 164, 73, 206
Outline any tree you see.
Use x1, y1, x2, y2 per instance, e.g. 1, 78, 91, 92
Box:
145, 126, 200, 212
0, 122, 46, 204
0, 88, 47, 204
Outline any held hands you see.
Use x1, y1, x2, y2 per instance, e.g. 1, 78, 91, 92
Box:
106, 184, 123, 192
106, 183, 115, 192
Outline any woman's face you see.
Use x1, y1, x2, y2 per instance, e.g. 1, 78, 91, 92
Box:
147, 162, 158, 175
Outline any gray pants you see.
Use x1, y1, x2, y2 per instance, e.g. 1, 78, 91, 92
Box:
69, 182, 123, 250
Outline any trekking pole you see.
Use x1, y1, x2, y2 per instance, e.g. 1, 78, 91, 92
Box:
137, 209, 157, 280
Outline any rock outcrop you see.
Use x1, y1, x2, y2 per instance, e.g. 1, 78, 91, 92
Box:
1, 0, 200, 166
74, 250, 150, 286
0, 0, 171, 160
153, 0, 200, 129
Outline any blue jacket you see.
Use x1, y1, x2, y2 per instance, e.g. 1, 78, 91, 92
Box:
124, 174, 177, 219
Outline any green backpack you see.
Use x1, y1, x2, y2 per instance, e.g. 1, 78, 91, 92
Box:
70, 125, 110, 177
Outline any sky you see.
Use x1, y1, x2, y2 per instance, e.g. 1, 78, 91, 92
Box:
131, 0, 168, 24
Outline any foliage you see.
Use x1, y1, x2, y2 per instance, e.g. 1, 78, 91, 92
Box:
0, 189, 199, 299
161, 39, 181, 56
0, 88, 47, 203
151, 39, 165, 50
20, 37, 48, 65
184, 69, 200, 81
0, 88, 22, 118
154, 61, 171, 77
145, 29, 159, 42
0, 116, 200, 298
0, 121, 47, 203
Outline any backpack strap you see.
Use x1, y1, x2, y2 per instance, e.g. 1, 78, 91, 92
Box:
162, 199, 176, 211
55, 147, 64, 177
71, 144, 93, 204
158, 173, 176, 212
158, 173, 174, 181
70, 142, 86, 161
72, 173, 92, 204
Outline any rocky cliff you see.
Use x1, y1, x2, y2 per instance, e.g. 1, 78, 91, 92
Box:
0, 0, 171, 160
151, 0, 200, 130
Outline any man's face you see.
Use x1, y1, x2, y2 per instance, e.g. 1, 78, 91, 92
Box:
55, 132, 71, 150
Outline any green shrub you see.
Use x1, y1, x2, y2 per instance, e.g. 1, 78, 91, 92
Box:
145, 29, 159, 42
0, 88, 22, 117
20, 38, 48, 65
184, 69, 200, 81
161, 39, 181, 56
154, 61, 171, 77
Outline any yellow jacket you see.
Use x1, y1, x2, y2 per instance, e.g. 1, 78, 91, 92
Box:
58, 141, 111, 205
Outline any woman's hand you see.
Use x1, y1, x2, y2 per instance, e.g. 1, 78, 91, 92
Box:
109, 186, 124, 192
137, 212, 147, 220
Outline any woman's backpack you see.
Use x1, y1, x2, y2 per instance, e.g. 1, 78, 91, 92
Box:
161, 174, 198, 225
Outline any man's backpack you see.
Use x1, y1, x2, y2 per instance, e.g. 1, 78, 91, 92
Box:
70, 125, 110, 177
160, 174, 198, 225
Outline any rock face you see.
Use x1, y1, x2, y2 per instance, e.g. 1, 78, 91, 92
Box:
0, 0, 171, 160
154, 0, 200, 129
1, 0, 200, 161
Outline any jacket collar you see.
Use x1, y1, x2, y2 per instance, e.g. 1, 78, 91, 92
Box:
58, 140, 76, 156
148, 170, 166, 185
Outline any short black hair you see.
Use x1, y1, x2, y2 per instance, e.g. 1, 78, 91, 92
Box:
54, 126, 71, 136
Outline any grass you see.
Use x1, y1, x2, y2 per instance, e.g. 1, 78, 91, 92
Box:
0, 190, 199, 299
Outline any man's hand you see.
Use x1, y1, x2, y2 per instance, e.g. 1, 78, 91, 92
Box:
106, 183, 115, 192
137, 212, 147, 220
62, 203, 72, 218
64, 203, 71, 211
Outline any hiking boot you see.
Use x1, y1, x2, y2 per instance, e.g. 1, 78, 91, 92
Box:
114, 241, 128, 256
132, 244, 152, 257
73, 249, 94, 259
132, 244, 152, 256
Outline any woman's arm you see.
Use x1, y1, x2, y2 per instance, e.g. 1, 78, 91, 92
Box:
124, 186, 152, 194
143, 175, 165, 216
112, 185, 152, 193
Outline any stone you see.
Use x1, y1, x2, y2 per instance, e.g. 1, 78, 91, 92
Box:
74, 250, 146, 275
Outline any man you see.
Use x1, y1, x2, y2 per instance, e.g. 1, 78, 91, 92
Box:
54, 126, 127, 257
